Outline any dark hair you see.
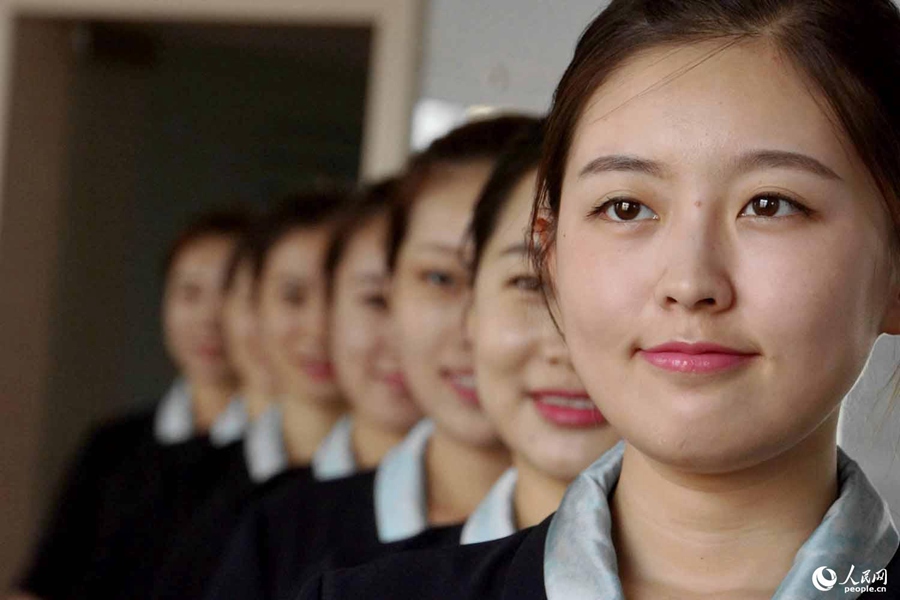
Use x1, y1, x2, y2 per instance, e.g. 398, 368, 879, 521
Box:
324, 178, 399, 295
251, 188, 353, 280
223, 216, 263, 293
161, 209, 252, 281
387, 114, 542, 272
469, 120, 545, 279
533, 0, 900, 287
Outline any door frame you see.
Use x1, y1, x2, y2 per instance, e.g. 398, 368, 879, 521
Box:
0, 0, 422, 585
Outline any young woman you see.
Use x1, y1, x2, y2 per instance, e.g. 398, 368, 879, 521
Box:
299, 1, 900, 598
204, 116, 536, 600
223, 235, 280, 427
323, 178, 424, 473
15, 211, 251, 600
149, 223, 289, 600
459, 121, 619, 546
251, 190, 356, 479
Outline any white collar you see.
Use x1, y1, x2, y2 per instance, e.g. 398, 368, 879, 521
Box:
154, 380, 194, 445
460, 467, 518, 545
154, 379, 248, 447
210, 396, 249, 447
544, 442, 899, 600
373, 419, 434, 542
311, 415, 358, 481
243, 405, 289, 483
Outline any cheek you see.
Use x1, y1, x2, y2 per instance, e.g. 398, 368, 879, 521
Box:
334, 317, 378, 371
555, 231, 643, 350
476, 310, 534, 415
739, 230, 884, 369
164, 301, 195, 344
396, 291, 443, 361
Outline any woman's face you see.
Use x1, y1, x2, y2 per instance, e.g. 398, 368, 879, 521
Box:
163, 234, 237, 387
393, 161, 504, 447
553, 41, 900, 474
331, 213, 422, 432
223, 259, 276, 395
471, 171, 619, 479
258, 225, 341, 407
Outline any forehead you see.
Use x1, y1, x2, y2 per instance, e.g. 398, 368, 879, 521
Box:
567, 40, 861, 183
405, 161, 495, 250
171, 235, 234, 276
487, 170, 538, 254
268, 226, 331, 273
339, 213, 389, 277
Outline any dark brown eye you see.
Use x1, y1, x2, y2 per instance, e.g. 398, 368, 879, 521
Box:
740, 194, 806, 219
613, 200, 642, 221
750, 197, 780, 217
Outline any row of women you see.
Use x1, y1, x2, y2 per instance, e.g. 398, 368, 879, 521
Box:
13, 0, 900, 597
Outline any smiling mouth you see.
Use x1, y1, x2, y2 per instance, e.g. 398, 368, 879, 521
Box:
530, 391, 605, 428
445, 371, 480, 407
301, 360, 335, 381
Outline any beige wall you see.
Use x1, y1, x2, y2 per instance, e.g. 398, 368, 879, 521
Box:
0, 18, 74, 585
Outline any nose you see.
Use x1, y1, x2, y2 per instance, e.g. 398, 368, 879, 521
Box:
653, 211, 735, 313
537, 305, 572, 367
304, 292, 329, 346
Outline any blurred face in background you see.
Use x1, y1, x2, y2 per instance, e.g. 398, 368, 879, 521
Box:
258, 225, 343, 407
163, 234, 237, 388
470, 171, 619, 479
331, 212, 422, 433
392, 161, 504, 448
223, 258, 277, 397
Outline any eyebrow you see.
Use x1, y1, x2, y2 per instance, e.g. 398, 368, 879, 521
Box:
352, 273, 386, 285
578, 150, 842, 181
735, 150, 842, 180
579, 154, 668, 179
498, 242, 528, 257
410, 242, 464, 255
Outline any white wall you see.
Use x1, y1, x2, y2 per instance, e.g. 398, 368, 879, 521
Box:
419, 0, 900, 519
419, 0, 609, 113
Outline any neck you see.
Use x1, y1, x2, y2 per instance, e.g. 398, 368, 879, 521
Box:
512, 455, 571, 530
241, 386, 273, 420
350, 415, 408, 470
612, 413, 839, 600
190, 381, 236, 432
280, 399, 345, 466
425, 427, 511, 526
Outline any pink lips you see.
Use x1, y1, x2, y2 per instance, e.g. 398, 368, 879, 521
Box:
302, 360, 335, 382
531, 390, 605, 428
381, 371, 409, 394
639, 342, 757, 374
446, 371, 480, 407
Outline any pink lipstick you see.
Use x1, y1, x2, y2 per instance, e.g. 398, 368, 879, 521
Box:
446, 371, 480, 407
639, 342, 757, 374
302, 360, 335, 382
531, 390, 605, 428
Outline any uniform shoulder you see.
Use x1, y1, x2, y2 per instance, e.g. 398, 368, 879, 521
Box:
298, 517, 551, 600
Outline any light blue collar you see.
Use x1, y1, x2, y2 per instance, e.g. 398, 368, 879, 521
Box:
209, 396, 249, 447
154, 379, 194, 445
243, 405, 288, 483
373, 419, 434, 542
311, 415, 358, 481
544, 442, 898, 600
460, 467, 518, 545
154, 379, 248, 447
